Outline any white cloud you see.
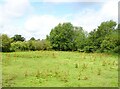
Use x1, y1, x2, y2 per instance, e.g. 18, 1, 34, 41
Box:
3, 0, 32, 18
71, 0, 118, 32
0, 23, 34, 40
0, 5, 3, 27
101, 0, 118, 21
72, 9, 102, 32
25, 15, 58, 32
0, 0, 33, 40
34, 0, 109, 2
24, 15, 70, 39
0, 0, 118, 40
0, 0, 32, 26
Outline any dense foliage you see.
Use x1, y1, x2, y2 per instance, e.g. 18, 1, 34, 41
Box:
48, 23, 86, 51
84, 20, 118, 53
11, 34, 25, 42
0, 34, 12, 52
0, 20, 119, 53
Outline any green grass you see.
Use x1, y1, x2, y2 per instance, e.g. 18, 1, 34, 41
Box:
2, 51, 118, 87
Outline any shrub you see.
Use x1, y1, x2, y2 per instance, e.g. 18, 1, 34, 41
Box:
113, 46, 120, 53
10, 41, 29, 52
83, 46, 94, 53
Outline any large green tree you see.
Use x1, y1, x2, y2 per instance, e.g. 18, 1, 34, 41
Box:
29, 37, 36, 41
73, 26, 86, 51
85, 20, 117, 52
49, 23, 74, 51
48, 23, 87, 51
0, 34, 11, 52
95, 20, 116, 48
101, 27, 120, 53
11, 34, 25, 42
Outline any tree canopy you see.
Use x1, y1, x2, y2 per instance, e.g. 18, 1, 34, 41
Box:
0, 20, 119, 53
48, 23, 86, 51
11, 34, 25, 42
49, 23, 74, 51
0, 34, 11, 52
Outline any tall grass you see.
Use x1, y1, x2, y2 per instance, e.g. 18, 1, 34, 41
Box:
2, 51, 118, 87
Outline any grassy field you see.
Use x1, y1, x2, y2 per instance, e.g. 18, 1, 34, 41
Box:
2, 51, 118, 87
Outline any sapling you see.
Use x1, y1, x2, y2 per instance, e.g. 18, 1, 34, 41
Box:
102, 61, 106, 66
97, 68, 101, 75
24, 70, 28, 77
75, 63, 79, 68
36, 70, 40, 78
82, 63, 88, 69
83, 76, 88, 80
78, 73, 81, 80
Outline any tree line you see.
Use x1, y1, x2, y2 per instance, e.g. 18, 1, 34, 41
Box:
0, 20, 119, 53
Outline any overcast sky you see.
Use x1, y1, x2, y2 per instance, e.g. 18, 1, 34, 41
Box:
0, 0, 118, 40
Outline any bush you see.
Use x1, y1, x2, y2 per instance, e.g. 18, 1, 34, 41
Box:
83, 46, 94, 53
10, 41, 29, 52
28, 40, 36, 51
113, 46, 120, 53
40, 40, 52, 50
1, 34, 11, 52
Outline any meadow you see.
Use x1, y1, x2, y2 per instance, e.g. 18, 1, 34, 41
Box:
2, 51, 118, 87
